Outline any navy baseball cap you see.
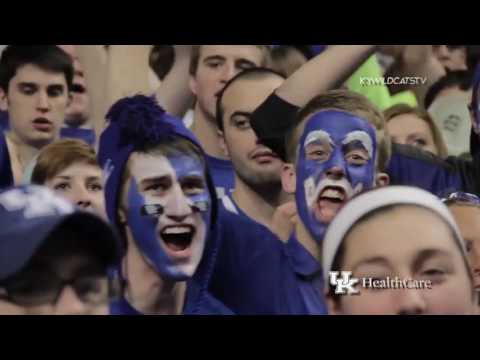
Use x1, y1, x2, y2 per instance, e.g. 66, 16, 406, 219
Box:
0, 185, 120, 281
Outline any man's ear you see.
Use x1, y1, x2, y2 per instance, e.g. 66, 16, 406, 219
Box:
118, 207, 127, 226
0, 87, 8, 111
189, 75, 198, 96
469, 106, 479, 134
281, 163, 296, 194
218, 128, 229, 158
375, 172, 390, 187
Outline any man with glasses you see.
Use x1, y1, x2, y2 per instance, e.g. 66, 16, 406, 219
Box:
0, 185, 120, 315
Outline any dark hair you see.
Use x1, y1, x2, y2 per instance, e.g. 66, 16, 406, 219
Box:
0, 46, 74, 93
424, 70, 474, 109
149, 45, 175, 81
215, 67, 286, 131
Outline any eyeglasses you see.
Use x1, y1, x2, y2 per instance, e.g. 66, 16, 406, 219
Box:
441, 191, 480, 206
0, 272, 121, 307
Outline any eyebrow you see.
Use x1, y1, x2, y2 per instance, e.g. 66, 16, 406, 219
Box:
342, 131, 373, 157
304, 130, 334, 148
18, 82, 66, 91
47, 84, 66, 91
54, 176, 71, 180
352, 256, 391, 273
18, 82, 38, 88
203, 55, 225, 63
235, 58, 256, 67
54, 175, 101, 181
85, 176, 102, 182
412, 249, 452, 272
140, 175, 172, 186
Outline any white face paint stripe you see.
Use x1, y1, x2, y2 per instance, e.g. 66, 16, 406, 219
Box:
342, 131, 373, 158
304, 130, 334, 148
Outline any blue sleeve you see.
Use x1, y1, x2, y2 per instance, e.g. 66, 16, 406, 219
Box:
388, 143, 478, 196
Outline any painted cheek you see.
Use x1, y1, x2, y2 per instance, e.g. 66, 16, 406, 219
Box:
346, 161, 374, 190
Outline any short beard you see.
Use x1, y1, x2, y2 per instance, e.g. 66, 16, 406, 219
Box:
65, 112, 89, 128
235, 163, 283, 204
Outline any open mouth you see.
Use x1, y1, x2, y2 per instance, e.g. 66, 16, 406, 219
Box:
160, 225, 196, 255
32, 118, 53, 132
314, 186, 347, 223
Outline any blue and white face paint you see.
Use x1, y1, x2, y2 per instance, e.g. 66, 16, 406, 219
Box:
295, 110, 377, 242
125, 152, 211, 281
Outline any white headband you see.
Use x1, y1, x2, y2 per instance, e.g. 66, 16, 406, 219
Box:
322, 186, 467, 278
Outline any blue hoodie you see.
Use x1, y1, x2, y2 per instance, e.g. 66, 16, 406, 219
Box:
97, 95, 233, 315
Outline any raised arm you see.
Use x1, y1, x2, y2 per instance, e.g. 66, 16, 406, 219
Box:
75, 45, 109, 140
275, 45, 376, 107
155, 45, 194, 118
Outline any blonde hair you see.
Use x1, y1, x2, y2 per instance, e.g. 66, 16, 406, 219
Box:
285, 89, 391, 172
384, 104, 448, 159
31, 139, 98, 185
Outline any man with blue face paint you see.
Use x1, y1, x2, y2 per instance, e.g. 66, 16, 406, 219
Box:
293, 110, 377, 241
97, 95, 232, 315
272, 90, 390, 314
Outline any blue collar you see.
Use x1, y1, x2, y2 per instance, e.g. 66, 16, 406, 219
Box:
110, 296, 144, 315
205, 154, 233, 169
285, 234, 321, 278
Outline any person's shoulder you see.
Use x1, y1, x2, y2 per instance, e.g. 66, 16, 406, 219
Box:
391, 143, 466, 169
109, 297, 144, 316
217, 197, 282, 251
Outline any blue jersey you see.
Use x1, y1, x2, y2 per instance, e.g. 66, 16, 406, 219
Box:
60, 127, 96, 146
209, 195, 327, 315
284, 234, 327, 315
205, 154, 235, 199
109, 278, 234, 315
0, 111, 8, 132
387, 143, 476, 196
0, 132, 13, 190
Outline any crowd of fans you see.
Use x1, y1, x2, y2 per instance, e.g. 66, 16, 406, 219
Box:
0, 44, 479, 315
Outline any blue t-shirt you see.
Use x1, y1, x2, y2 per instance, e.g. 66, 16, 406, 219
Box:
205, 154, 235, 199
284, 234, 327, 315
60, 127, 96, 146
209, 195, 327, 315
387, 143, 469, 196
